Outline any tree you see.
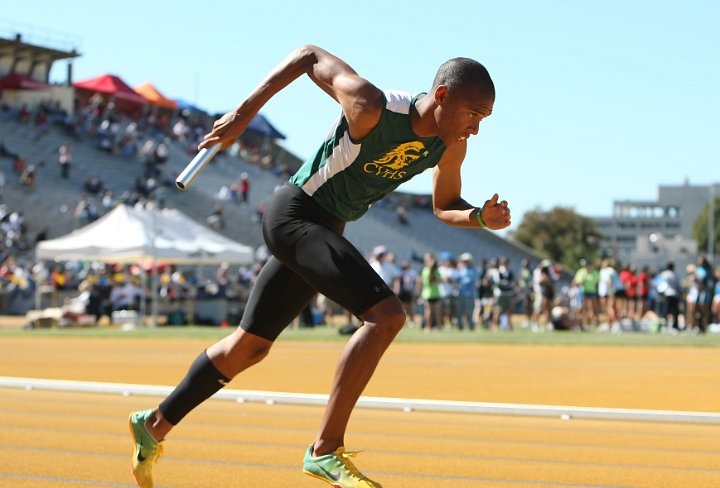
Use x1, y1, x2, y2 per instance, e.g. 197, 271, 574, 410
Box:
512, 207, 602, 269
691, 195, 720, 257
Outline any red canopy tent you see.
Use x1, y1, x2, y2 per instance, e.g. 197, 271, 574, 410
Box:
0, 72, 51, 90
73, 74, 147, 104
134, 82, 177, 110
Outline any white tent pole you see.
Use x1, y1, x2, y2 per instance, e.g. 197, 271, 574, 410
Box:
138, 267, 147, 322
150, 263, 159, 328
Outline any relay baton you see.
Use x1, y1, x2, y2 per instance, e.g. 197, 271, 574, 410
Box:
175, 144, 222, 190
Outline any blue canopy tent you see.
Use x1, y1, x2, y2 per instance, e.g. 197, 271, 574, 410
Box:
245, 113, 286, 140
173, 98, 206, 114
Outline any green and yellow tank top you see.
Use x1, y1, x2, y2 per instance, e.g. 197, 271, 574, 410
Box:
289, 90, 446, 221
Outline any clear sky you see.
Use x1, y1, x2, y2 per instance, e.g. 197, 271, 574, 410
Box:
3, 0, 718, 233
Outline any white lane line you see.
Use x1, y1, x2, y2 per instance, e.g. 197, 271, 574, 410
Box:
2, 376, 720, 424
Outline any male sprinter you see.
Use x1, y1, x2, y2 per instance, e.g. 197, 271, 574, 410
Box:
129, 45, 510, 487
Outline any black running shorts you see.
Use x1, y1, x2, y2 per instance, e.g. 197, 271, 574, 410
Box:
239, 184, 394, 341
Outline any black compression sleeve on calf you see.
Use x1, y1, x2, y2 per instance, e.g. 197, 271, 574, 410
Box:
159, 350, 230, 425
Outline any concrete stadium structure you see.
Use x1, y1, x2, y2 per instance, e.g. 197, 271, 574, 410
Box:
592, 181, 718, 270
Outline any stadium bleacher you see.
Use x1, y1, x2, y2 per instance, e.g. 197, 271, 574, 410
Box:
1, 111, 545, 269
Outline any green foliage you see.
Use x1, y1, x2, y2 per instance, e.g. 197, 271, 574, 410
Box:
512, 207, 601, 269
691, 196, 720, 256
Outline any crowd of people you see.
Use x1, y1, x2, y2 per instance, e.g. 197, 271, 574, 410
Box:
0, 95, 285, 321
4, 89, 376, 255
571, 256, 720, 334
360, 247, 554, 333
332, 245, 720, 335
2, 99, 719, 334
0, 251, 265, 327
4, 206, 720, 335
0, 203, 31, 257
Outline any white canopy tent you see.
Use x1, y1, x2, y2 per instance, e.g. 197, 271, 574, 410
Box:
36, 204, 254, 264
36, 204, 255, 325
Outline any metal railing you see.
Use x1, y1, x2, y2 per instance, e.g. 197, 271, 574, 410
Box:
0, 18, 82, 54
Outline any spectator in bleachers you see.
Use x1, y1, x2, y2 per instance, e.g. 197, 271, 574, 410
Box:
96, 119, 115, 152
155, 140, 169, 163
109, 274, 141, 314
254, 201, 266, 222
101, 190, 115, 210
396, 205, 409, 225
33, 107, 49, 140
50, 265, 69, 291
61, 111, 83, 141
216, 262, 230, 290
74, 195, 99, 225
207, 203, 225, 230
88, 92, 104, 115
216, 185, 232, 201
0, 206, 29, 253
0, 257, 33, 303
141, 139, 157, 173
84, 176, 105, 195
58, 143, 72, 179
31, 260, 49, 287
172, 118, 189, 142
19, 164, 36, 189
18, 104, 31, 123
13, 155, 25, 174
239, 172, 250, 205
229, 183, 239, 202
118, 134, 137, 158
142, 177, 160, 197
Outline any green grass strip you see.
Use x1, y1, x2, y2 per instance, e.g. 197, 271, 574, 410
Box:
1, 324, 719, 347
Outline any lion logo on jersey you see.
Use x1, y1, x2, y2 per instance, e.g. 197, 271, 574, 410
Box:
363, 141, 427, 180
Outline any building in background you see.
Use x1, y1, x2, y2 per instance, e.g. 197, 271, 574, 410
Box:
593, 180, 718, 270
0, 21, 80, 114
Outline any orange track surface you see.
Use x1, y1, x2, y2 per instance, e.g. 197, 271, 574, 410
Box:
1, 336, 719, 487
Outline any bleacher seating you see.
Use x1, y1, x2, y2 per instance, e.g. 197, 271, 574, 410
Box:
1, 114, 545, 268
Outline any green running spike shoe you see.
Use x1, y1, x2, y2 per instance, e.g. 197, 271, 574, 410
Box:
128, 409, 164, 488
303, 444, 382, 488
